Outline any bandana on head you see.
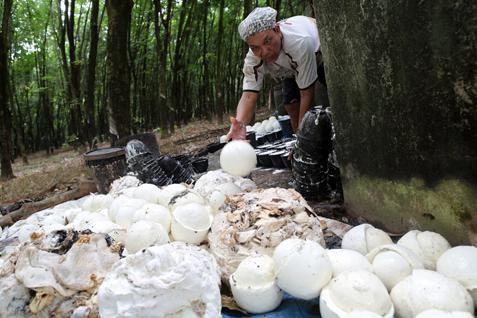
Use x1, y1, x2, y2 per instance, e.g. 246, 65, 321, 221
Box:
238, 7, 278, 41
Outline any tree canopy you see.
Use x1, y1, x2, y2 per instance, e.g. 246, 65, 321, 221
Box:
0, 0, 314, 179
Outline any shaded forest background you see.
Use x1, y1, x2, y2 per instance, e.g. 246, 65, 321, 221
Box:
0, 0, 315, 180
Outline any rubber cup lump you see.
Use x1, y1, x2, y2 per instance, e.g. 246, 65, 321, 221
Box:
220, 140, 257, 177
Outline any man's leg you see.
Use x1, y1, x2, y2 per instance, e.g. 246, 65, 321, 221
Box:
282, 78, 301, 132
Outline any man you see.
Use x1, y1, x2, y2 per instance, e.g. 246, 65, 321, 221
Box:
227, 7, 327, 140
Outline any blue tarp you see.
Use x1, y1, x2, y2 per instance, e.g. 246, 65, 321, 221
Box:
222, 295, 320, 318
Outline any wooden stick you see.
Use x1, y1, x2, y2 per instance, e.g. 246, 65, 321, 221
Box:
0, 180, 97, 227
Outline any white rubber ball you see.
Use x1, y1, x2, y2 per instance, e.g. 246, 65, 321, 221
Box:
82, 194, 113, 212
217, 182, 242, 195
273, 239, 332, 300
367, 244, 424, 291
346, 311, 384, 318
437, 246, 477, 307
230, 255, 283, 314
171, 202, 212, 244
326, 249, 373, 277
125, 220, 169, 254
209, 190, 226, 213
220, 140, 257, 177
132, 183, 162, 203
320, 270, 394, 318
133, 203, 171, 233
415, 309, 474, 318
390, 269, 474, 318
397, 230, 451, 270
341, 224, 393, 255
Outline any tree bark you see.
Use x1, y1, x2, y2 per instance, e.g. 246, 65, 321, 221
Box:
106, 0, 133, 140
0, 0, 14, 180
85, 0, 100, 147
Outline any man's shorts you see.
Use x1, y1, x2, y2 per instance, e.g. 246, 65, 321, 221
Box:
281, 52, 328, 106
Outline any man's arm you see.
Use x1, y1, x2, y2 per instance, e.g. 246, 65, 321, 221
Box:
227, 91, 259, 140
236, 91, 259, 124
298, 85, 315, 130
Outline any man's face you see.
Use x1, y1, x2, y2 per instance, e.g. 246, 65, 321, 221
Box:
246, 26, 282, 63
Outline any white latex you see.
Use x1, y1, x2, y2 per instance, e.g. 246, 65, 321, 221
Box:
327, 248, 373, 277
397, 230, 451, 270
321, 270, 393, 317
367, 244, 424, 290
341, 224, 393, 255
436, 245, 477, 307
209, 188, 323, 281
208, 190, 226, 213
415, 309, 474, 318
171, 203, 212, 244
82, 194, 113, 212
229, 255, 283, 313
15, 233, 120, 296
232, 255, 276, 287
346, 311, 384, 318
173, 202, 212, 230
109, 195, 147, 224
193, 170, 256, 200
98, 242, 221, 318
108, 175, 142, 197
131, 183, 162, 203
390, 269, 474, 318
169, 190, 206, 211
125, 220, 169, 254
133, 203, 171, 232
273, 239, 332, 300
0, 274, 31, 318
157, 184, 188, 206
220, 141, 257, 177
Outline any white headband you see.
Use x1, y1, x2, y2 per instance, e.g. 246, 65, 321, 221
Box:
238, 7, 277, 41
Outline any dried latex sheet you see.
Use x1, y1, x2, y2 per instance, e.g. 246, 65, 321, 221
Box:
209, 187, 325, 281
0, 230, 121, 317
98, 242, 221, 318
193, 170, 257, 198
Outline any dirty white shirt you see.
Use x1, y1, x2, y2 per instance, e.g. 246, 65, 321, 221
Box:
242, 16, 320, 91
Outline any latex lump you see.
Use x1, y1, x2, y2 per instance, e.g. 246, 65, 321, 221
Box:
98, 242, 221, 318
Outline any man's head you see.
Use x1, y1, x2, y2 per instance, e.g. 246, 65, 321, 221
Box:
238, 7, 282, 63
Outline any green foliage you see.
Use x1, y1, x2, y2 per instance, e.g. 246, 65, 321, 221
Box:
7, 0, 311, 153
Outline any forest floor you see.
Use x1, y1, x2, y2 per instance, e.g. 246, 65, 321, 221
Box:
0, 114, 235, 205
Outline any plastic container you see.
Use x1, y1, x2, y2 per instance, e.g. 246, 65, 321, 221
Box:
115, 132, 160, 155
278, 116, 294, 138
83, 148, 127, 194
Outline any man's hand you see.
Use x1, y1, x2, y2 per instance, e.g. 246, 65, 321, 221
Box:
226, 117, 247, 141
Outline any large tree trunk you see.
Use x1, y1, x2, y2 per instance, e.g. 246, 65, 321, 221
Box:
84, 0, 100, 147
106, 0, 133, 140
0, 0, 14, 180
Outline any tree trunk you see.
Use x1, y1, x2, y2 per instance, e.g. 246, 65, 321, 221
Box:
215, 0, 225, 123
153, 0, 173, 137
66, 0, 83, 142
85, 0, 100, 147
0, 0, 14, 179
106, 0, 133, 140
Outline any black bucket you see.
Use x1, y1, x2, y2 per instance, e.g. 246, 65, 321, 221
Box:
83, 148, 127, 194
